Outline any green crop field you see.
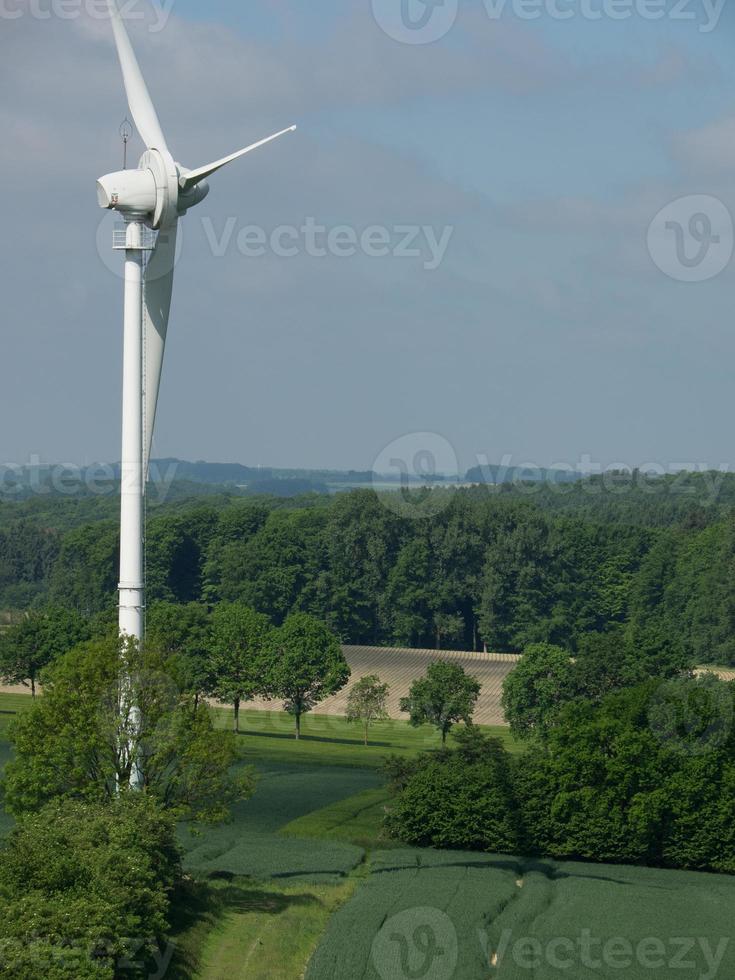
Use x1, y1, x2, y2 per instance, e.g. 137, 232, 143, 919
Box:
2, 691, 735, 980
280, 787, 394, 850
179, 763, 378, 883
308, 850, 735, 979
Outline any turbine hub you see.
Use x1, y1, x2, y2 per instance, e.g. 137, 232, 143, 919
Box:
177, 177, 210, 216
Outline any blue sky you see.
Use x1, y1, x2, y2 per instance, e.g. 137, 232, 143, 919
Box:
1, 0, 735, 474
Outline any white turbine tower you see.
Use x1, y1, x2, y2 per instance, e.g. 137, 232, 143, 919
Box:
98, 0, 295, 784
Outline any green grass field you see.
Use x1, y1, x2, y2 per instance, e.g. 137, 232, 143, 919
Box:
170, 876, 358, 980
0, 691, 519, 767
3, 691, 735, 980
210, 704, 520, 767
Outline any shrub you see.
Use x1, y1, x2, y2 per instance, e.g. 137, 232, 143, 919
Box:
0, 795, 180, 979
516, 677, 735, 871
388, 677, 735, 874
384, 728, 521, 853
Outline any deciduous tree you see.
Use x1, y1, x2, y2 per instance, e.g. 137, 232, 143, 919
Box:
400, 661, 481, 746
501, 642, 575, 739
206, 603, 272, 732
346, 674, 389, 746
266, 613, 350, 738
2, 635, 252, 822
0, 606, 90, 697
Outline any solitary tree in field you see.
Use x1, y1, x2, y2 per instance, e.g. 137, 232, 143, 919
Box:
0, 606, 90, 697
265, 613, 350, 739
347, 675, 390, 746
400, 661, 481, 746
207, 603, 272, 732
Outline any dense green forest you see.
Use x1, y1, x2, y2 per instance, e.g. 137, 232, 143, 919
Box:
2, 472, 735, 663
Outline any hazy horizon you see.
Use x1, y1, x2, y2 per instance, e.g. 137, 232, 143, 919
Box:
3, 0, 735, 478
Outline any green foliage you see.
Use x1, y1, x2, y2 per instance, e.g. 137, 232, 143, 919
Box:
346, 674, 389, 745
384, 675, 735, 874
516, 677, 735, 871
0, 519, 59, 608
48, 521, 119, 617
202, 502, 271, 602
211, 509, 328, 622
570, 630, 643, 703
0, 606, 91, 696
146, 600, 212, 702
384, 728, 521, 852
2, 636, 252, 823
501, 643, 576, 739
145, 509, 218, 605
0, 794, 180, 979
206, 602, 272, 731
504, 633, 690, 741
7, 481, 735, 665
400, 660, 481, 745
266, 614, 350, 738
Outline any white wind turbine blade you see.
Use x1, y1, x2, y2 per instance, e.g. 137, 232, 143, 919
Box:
179, 126, 296, 192
107, 0, 168, 152
143, 221, 178, 474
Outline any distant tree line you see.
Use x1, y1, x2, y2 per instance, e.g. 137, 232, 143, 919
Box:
3, 483, 735, 663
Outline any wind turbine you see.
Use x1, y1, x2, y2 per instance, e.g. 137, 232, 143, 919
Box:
98, 0, 295, 784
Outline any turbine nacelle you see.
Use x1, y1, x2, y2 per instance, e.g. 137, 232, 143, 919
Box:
96, 159, 209, 223
98, 147, 181, 228
97, 168, 157, 215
